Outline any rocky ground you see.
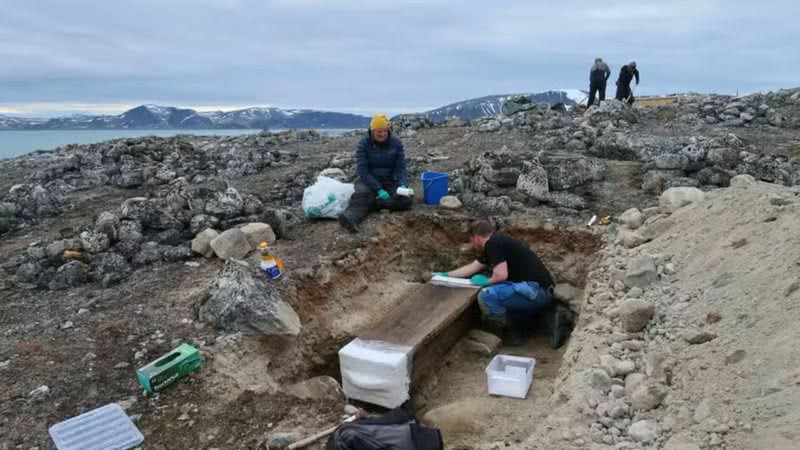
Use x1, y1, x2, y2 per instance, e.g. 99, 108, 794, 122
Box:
1, 87, 800, 450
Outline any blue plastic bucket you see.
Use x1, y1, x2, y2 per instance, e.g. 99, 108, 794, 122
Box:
422, 171, 449, 205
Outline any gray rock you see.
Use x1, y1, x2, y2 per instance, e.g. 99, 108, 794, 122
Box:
729, 174, 756, 188
80, 230, 110, 254
624, 373, 646, 396
318, 168, 348, 182
516, 160, 549, 198
204, 187, 244, 218
628, 419, 658, 443
190, 214, 220, 235
619, 299, 655, 332
659, 187, 705, 212
588, 368, 612, 391
29, 385, 50, 401
90, 252, 131, 287
631, 383, 668, 411
627, 287, 643, 298
16, 261, 43, 285
618, 228, 649, 248
693, 398, 712, 423
95, 211, 120, 241
118, 220, 144, 243
210, 228, 251, 260
624, 256, 658, 290
682, 329, 717, 345
266, 432, 300, 450
192, 229, 219, 258
132, 242, 164, 266
478, 119, 502, 132
240, 222, 276, 247
653, 154, 689, 170
468, 329, 501, 352
553, 283, 577, 302
619, 208, 644, 230
201, 262, 301, 336
463, 340, 493, 356
49, 261, 89, 290
439, 196, 463, 209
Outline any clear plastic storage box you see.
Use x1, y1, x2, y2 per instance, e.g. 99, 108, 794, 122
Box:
485, 354, 536, 399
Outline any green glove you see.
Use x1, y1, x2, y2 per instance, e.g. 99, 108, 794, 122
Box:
432, 272, 448, 278
377, 189, 390, 200
470, 274, 490, 286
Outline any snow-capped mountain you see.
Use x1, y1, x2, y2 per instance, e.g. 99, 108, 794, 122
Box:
420, 90, 586, 122
0, 105, 371, 130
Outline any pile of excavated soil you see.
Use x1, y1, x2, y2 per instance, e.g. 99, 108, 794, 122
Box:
521, 178, 800, 450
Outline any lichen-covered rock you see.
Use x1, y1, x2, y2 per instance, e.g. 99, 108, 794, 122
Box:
201, 262, 301, 336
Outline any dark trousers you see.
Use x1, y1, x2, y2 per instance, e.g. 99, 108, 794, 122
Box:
615, 83, 635, 105
342, 180, 412, 225
587, 80, 606, 107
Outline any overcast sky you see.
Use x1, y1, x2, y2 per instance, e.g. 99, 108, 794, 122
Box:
1, 0, 798, 117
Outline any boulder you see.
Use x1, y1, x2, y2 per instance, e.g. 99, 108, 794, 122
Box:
631, 382, 668, 411
624, 372, 646, 396
619, 208, 644, 230
624, 256, 658, 289
210, 228, 251, 260
516, 161, 549, 198
201, 262, 301, 336
90, 252, 131, 287
439, 196, 463, 209
240, 222, 276, 247
619, 299, 655, 332
192, 229, 219, 258
659, 187, 705, 212
79, 231, 110, 254
49, 261, 89, 290
204, 187, 244, 218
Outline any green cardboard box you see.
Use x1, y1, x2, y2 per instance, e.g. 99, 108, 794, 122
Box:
137, 343, 201, 394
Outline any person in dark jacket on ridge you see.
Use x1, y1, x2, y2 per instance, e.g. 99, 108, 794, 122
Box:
615, 61, 640, 105
339, 113, 412, 232
587, 57, 611, 107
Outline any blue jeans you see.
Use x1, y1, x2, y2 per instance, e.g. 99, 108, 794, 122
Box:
477, 281, 553, 319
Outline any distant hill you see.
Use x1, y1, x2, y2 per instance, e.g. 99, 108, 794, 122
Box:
0, 105, 371, 130
0, 90, 588, 130
419, 90, 586, 122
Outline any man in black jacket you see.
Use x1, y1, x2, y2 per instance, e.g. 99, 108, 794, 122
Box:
615, 61, 640, 105
339, 114, 412, 233
587, 57, 611, 107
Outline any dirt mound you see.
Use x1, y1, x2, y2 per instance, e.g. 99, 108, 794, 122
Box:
526, 180, 800, 449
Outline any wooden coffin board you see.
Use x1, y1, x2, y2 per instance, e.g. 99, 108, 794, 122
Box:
358, 283, 479, 385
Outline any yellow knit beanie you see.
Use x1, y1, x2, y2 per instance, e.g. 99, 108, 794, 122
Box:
370, 113, 390, 130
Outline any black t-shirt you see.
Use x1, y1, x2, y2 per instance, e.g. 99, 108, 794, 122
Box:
478, 233, 554, 287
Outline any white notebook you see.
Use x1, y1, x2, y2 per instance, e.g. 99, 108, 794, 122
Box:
430, 275, 480, 289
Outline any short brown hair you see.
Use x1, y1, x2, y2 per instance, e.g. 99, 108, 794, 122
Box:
468, 219, 494, 237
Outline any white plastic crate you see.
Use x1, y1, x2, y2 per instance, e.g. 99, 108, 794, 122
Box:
485, 354, 536, 399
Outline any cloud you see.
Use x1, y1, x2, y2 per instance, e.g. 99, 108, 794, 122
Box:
1, 0, 798, 116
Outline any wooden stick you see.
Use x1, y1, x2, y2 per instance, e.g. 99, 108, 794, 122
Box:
286, 414, 358, 450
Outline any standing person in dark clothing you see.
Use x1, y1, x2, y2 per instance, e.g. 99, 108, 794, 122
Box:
615, 61, 640, 105
338, 113, 412, 233
587, 57, 611, 107
433, 219, 557, 345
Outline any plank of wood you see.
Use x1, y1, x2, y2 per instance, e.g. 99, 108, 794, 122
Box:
359, 284, 477, 349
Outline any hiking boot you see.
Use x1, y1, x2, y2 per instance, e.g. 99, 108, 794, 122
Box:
338, 213, 359, 233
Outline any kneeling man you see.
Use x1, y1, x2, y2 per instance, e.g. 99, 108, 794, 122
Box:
435, 219, 555, 345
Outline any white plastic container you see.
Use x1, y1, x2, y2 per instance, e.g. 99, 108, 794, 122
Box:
485, 354, 536, 399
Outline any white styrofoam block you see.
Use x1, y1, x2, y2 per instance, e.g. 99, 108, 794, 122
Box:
485, 354, 536, 399
430, 275, 480, 289
339, 338, 414, 408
